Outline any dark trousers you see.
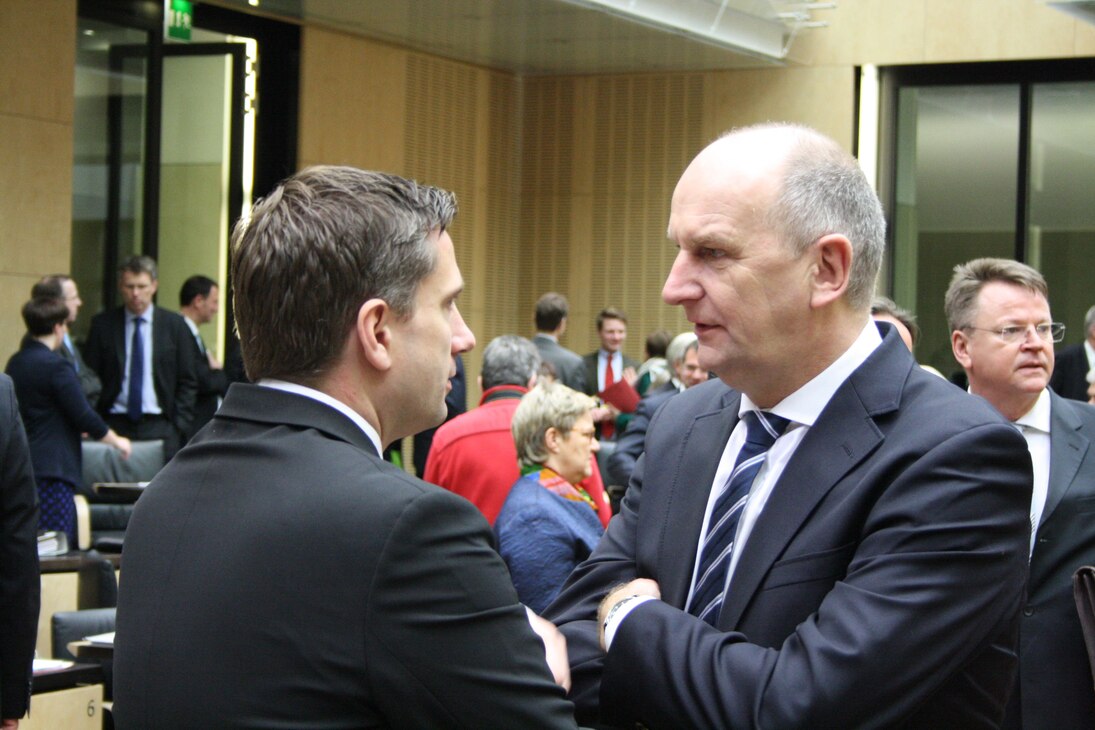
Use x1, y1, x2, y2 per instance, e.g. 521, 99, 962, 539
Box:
106, 413, 181, 461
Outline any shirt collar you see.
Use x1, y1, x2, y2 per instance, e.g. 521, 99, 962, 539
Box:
1013, 388, 1052, 434
1084, 340, 1095, 373
182, 315, 200, 336
126, 306, 152, 324
257, 378, 383, 456
740, 319, 883, 427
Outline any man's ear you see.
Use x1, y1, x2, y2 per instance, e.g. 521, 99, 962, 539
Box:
809, 234, 853, 309
951, 329, 972, 369
357, 298, 394, 371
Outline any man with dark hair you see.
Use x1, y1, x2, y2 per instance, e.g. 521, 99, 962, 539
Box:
114, 167, 576, 728
178, 275, 227, 440
1050, 304, 1095, 402
0, 373, 39, 729
533, 292, 587, 392
425, 335, 611, 526
947, 257, 1095, 730
31, 274, 100, 402
83, 255, 198, 459
546, 124, 1031, 728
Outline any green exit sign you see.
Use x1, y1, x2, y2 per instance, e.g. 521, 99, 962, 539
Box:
166, 0, 193, 42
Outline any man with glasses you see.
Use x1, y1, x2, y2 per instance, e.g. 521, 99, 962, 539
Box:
947, 257, 1095, 730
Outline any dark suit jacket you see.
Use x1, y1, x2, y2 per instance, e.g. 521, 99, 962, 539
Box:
180, 319, 228, 442
1049, 343, 1090, 402
113, 384, 576, 728
547, 328, 1033, 729
59, 335, 101, 404
534, 334, 587, 393
0, 374, 39, 720
1003, 391, 1095, 730
83, 305, 198, 438
581, 351, 639, 397
5, 341, 109, 487
606, 382, 679, 487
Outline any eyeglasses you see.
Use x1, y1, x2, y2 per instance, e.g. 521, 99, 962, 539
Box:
963, 322, 1065, 344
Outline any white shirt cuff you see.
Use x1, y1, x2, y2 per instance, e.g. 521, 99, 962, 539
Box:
604, 595, 656, 650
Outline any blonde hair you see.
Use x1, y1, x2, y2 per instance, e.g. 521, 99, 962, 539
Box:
512, 382, 596, 469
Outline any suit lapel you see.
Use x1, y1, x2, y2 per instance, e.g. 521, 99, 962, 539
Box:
1042, 392, 1090, 526
655, 389, 742, 607
717, 333, 907, 630
112, 308, 127, 374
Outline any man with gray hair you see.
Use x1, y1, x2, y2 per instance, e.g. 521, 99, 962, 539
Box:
1049, 303, 1095, 402
947, 257, 1095, 730
115, 169, 576, 728
426, 335, 611, 526
607, 331, 707, 488
547, 123, 1031, 728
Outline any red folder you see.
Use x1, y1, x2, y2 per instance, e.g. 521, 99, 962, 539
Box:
599, 379, 640, 413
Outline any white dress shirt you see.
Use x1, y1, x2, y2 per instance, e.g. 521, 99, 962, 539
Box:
1013, 388, 1051, 557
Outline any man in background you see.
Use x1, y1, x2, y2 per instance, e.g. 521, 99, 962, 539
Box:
178, 275, 228, 441
607, 331, 707, 488
0, 374, 39, 729
582, 307, 639, 440
31, 274, 100, 403
947, 257, 1095, 730
84, 256, 197, 459
115, 167, 576, 728
1049, 304, 1095, 401
533, 293, 586, 392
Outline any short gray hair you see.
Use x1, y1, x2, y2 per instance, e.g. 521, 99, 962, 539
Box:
1085, 305, 1095, 338
481, 335, 541, 390
944, 258, 1048, 333
665, 331, 698, 366
729, 124, 885, 311
511, 382, 596, 469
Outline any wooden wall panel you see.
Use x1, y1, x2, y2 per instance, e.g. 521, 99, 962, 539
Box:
702, 66, 858, 151
298, 27, 407, 171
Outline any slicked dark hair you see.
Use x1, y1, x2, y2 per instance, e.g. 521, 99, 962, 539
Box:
535, 293, 569, 332
180, 275, 217, 307
231, 166, 456, 383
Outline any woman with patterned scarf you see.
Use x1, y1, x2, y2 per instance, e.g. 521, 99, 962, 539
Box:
496, 381, 605, 613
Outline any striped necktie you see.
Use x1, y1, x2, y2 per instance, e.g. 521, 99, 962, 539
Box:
688, 410, 790, 626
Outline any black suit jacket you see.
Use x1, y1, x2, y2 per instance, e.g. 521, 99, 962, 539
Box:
1049, 343, 1090, 402
5, 341, 109, 487
113, 384, 576, 728
59, 335, 101, 404
606, 382, 678, 487
581, 351, 639, 397
547, 327, 1033, 728
83, 305, 198, 437
180, 319, 228, 442
1003, 391, 1095, 729
0, 374, 39, 720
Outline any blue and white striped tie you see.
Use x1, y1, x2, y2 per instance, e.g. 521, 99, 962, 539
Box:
688, 410, 790, 626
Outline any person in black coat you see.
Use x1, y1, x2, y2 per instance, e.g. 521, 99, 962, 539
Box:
5, 297, 131, 541
0, 373, 39, 727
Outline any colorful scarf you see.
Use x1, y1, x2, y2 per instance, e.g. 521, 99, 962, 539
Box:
520, 465, 597, 512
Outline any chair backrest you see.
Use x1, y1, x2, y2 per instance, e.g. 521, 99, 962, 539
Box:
51, 607, 116, 661
1072, 566, 1095, 691
81, 439, 165, 499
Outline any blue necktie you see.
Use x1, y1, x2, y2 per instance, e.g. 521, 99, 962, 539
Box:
689, 410, 790, 626
127, 317, 145, 422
